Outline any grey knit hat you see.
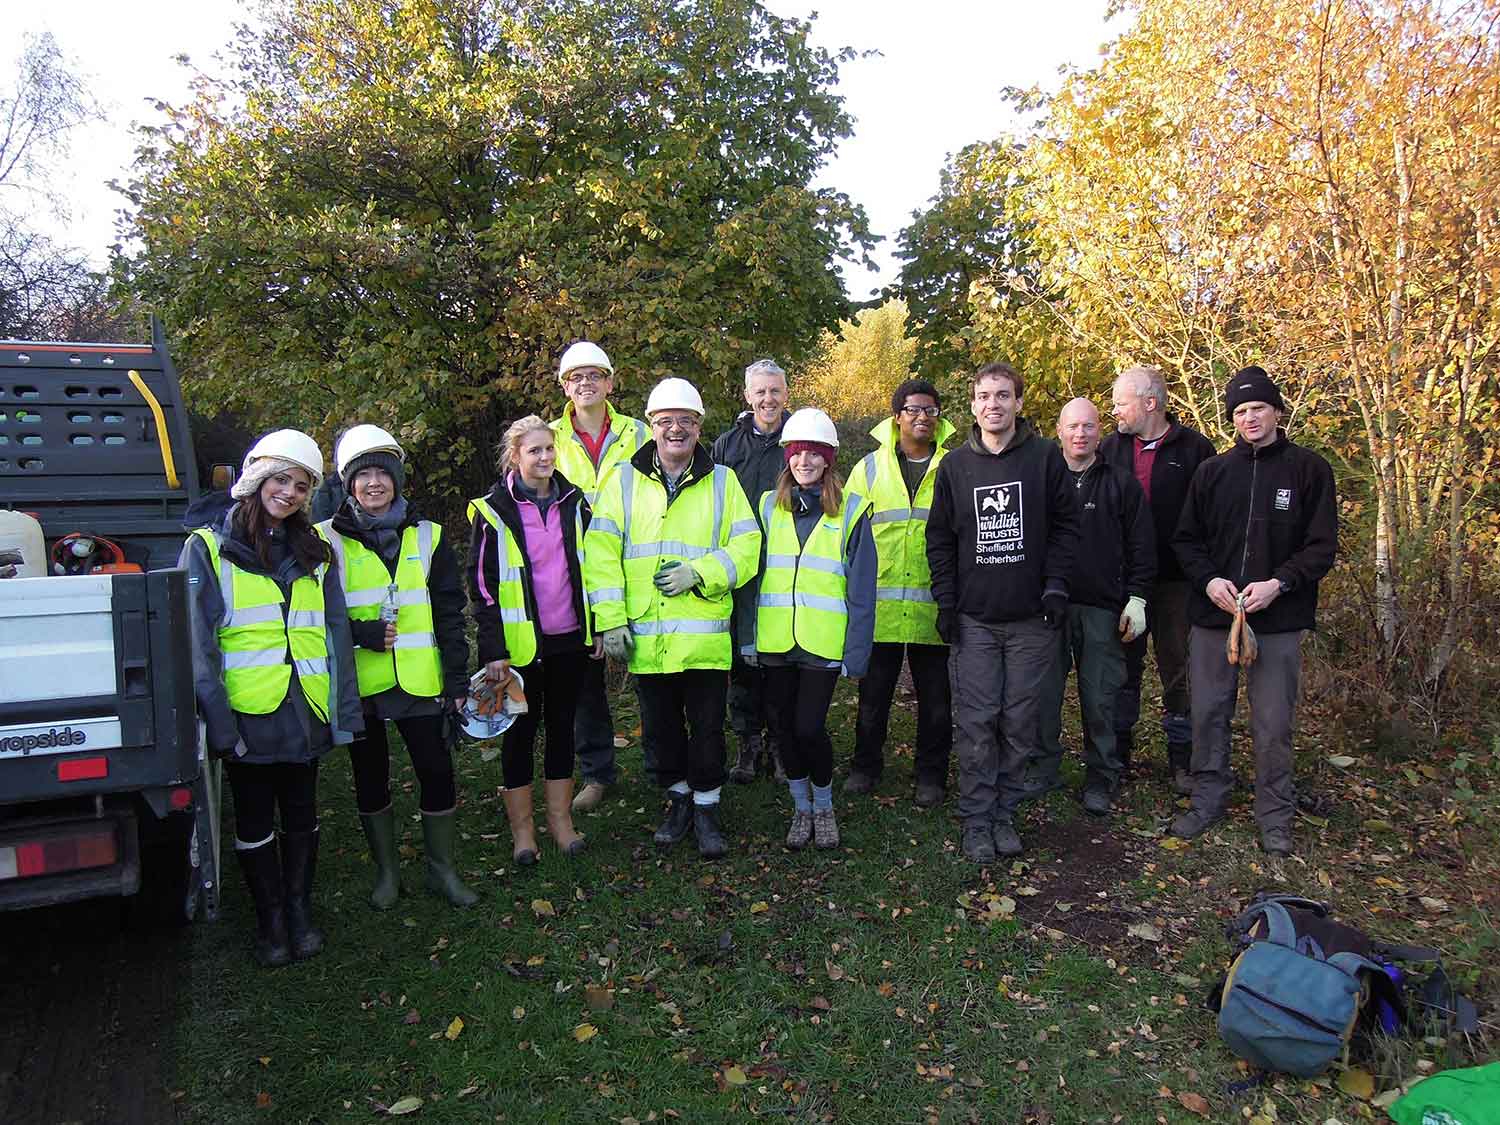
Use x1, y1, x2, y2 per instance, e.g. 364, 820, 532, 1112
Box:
342, 449, 406, 494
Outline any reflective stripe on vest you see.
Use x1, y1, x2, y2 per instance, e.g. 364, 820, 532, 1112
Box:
192, 527, 331, 720
755, 489, 868, 662
857, 439, 948, 644
320, 520, 443, 698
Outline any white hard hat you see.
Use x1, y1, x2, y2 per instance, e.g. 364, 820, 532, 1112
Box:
645, 377, 705, 418
242, 429, 324, 488
459, 668, 528, 741
780, 407, 839, 448
558, 341, 614, 382
335, 424, 405, 479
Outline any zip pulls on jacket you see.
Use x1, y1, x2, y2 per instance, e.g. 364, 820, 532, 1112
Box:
1239, 448, 1260, 587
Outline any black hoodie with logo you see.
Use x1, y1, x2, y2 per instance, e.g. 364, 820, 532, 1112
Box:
1171, 431, 1337, 634
926, 419, 1080, 623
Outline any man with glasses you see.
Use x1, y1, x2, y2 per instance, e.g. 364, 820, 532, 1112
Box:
711, 358, 792, 784
1100, 365, 1217, 793
549, 341, 651, 811
583, 378, 762, 859
847, 379, 956, 807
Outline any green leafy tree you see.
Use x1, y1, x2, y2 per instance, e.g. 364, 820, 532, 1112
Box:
116, 0, 874, 506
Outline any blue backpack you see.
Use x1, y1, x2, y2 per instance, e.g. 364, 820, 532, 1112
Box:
1215, 897, 1388, 1077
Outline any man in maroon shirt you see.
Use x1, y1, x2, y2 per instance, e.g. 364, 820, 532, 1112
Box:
1099, 366, 1217, 793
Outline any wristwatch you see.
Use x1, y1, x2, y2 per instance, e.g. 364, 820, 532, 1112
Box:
1277, 579, 1291, 595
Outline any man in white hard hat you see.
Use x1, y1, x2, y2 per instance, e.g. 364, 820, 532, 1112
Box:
583, 377, 762, 859
710, 358, 792, 784
549, 341, 653, 812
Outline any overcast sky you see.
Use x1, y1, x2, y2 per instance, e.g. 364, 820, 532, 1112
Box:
14, 0, 1121, 296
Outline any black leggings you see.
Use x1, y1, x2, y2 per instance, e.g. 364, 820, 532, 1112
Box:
765, 664, 840, 787
501, 649, 590, 789
226, 759, 319, 843
349, 712, 456, 814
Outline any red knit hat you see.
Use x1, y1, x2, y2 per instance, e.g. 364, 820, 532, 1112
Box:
784, 440, 835, 466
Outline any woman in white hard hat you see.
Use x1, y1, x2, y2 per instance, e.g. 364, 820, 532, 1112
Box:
745, 408, 877, 851
467, 416, 593, 866
179, 429, 363, 967
321, 425, 477, 909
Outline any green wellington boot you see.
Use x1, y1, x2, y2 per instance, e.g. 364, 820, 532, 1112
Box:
359, 806, 401, 910
421, 809, 479, 907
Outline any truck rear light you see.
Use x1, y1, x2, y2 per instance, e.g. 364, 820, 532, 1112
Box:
0, 828, 117, 881
170, 786, 193, 810
57, 756, 109, 781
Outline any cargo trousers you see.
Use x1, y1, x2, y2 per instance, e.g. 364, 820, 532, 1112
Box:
1035, 604, 1127, 790
1187, 625, 1305, 832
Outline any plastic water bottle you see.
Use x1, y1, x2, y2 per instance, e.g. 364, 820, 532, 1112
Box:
380, 584, 398, 624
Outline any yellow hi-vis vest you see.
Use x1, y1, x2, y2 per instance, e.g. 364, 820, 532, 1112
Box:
583, 457, 761, 674
318, 520, 442, 698
850, 416, 955, 645
551, 401, 649, 505
191, 527, 331, 720
755, 489, 871, 662
466, 493, 592, 669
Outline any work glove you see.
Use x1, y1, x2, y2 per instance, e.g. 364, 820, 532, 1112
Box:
653, 560, 701, 597
936, 608, 955, 646
1041, 592, 1068, 629
601, 625, 634, 662
1118, 595, 1147, 644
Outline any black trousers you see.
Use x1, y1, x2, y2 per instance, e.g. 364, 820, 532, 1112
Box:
227, 759, 319, 842
502, 649, 590, 788
852, 642, 953, 786
765, 664, 839, 787
635, 669, 728, 793
349, 712, 455, 814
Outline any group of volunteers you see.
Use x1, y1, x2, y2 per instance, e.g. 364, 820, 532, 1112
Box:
184, 343, 1335, 968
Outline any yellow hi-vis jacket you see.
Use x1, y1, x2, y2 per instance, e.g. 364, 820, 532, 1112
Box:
318, 520, 443, 698
584, 446, 761, 673
755, 488, 871, 662
466, 493, 592, 669
850, 416, 956, 645
551, 400, 649, 505
191, 527, 331, 719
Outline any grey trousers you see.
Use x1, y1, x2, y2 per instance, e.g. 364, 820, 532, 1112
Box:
1187, 625, 1305, 831
575, 659, 659, 785
954, 614, 1055, 827
1036, 604, 1127, 789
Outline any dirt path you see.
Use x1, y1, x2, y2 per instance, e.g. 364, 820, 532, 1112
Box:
0, 898, 181, 1124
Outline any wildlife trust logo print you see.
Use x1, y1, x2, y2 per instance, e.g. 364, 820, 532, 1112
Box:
973, 482, 1025, 564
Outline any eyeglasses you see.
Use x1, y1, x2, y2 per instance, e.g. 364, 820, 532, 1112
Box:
900, 404, 941, 418
565, 371, 609, 386
652, 415, 700, 431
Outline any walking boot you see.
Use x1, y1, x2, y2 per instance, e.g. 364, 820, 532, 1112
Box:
843, 770, 877, 795
1260, 824, 1293, 858
544, 778, 586, 856
421, 809, 479, 907
502, 786, 539, 866
1080, 781, 1113, 817
572, 780, 608, 812
1116, 729, 1135, 781
359, 806, 401, 911
235, 840, 290, 968
653, 791, 693, 847
785, 810, 814, 850
728, 733, 760, 785
1167, 742, 1193, 796
1170, 805, 1224, 840
813, 808, 840, 850
991, 820, 1024, 857
279, 829, 325, 961
693, 801, 727, 859
1019, 765, 1064, 802
766, 740, 787, 783
962, 823, 996, 864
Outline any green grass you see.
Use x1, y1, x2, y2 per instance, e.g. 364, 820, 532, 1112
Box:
174, 680, 1498, 1123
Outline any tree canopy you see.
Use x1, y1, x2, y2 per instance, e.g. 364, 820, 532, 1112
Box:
117, 0, 874, 501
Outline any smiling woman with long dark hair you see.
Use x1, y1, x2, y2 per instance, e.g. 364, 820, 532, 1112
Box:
179, 429, 362, 968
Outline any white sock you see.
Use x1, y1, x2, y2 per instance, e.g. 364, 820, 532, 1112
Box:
693, 787, 721, 806
669, 780, 691, 796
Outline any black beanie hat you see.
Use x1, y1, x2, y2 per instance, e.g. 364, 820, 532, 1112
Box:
343, 449, 405, 494
1224, 366, 1285, 421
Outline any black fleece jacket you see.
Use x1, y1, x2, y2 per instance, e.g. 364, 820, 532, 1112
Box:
926, 419, 1080, 623
1065, 457, 1157, 613
330, 501, 470, 703
1172, 432, 1337, 634
466, 468, 591, 666
1098, 419, 1217, 583
711, 410, 790, 508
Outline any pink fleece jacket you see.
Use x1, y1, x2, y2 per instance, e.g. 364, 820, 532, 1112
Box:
508, 472, 581, 637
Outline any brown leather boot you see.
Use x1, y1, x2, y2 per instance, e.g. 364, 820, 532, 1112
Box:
501, 786, 539, 866
544, 778, 586, 856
